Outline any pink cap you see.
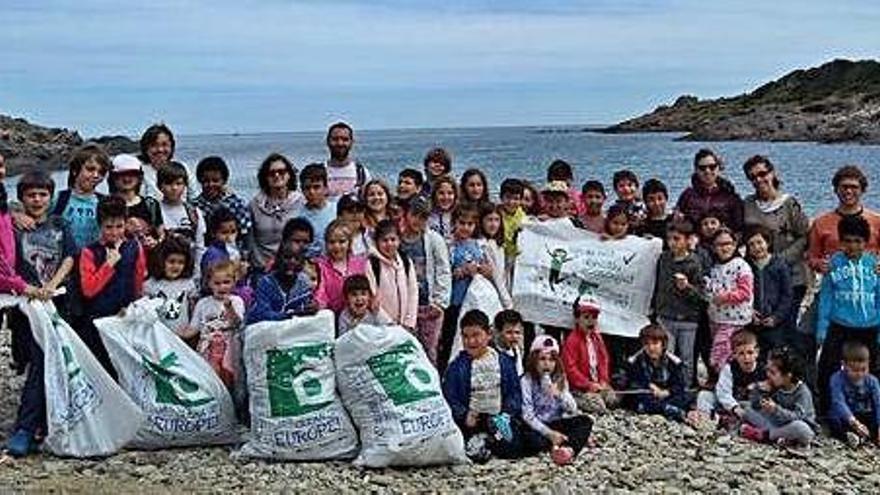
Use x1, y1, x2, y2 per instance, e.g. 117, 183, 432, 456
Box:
530, 335, 560, 355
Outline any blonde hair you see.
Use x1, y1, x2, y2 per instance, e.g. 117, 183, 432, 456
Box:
208, 260, 238, 283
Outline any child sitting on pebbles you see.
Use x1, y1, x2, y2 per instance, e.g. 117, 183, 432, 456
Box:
692, 329, 765, 429
562, 299, 618, 414
443, 309, 523, 463
740, 347, 816, 449
521, 335, 593, 466
828, 341, 880, 447
625, 324, 692, 422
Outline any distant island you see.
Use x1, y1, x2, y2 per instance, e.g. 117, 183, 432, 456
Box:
600, 59, 880, 144
0, 114, 138, 175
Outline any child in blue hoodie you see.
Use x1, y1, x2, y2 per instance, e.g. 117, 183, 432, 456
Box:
817, 215, 880, 411
828, 341, 880, 447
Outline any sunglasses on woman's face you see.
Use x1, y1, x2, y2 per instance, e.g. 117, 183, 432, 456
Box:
749, 169, 771, 182
267, 168, 289, 177
697, 163, 719, 172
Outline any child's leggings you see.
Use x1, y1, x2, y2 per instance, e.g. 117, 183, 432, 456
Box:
743, 410, 815, 446
709, 322, 743, 373
523, 415, 593, 456
416, 305, 444, 366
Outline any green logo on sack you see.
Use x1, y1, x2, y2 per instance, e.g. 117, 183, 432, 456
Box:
266, 344, 334, 417
367, 341, 438, 406
142, 352, 214, 408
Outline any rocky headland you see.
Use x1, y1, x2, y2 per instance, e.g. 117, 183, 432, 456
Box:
0, 114, 138, 175
602, 59, 880, 144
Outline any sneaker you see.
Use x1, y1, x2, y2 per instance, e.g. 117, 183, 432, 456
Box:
739, 424, 766, 443
845, 431, 862, 449
551, 446, 574, 466
5, 429, 36, 458
465, 434, 491, 464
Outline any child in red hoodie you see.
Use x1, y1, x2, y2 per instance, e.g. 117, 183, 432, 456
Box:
562, 299, 619, 414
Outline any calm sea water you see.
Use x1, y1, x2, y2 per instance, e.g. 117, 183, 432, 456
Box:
25, 126, 880, 216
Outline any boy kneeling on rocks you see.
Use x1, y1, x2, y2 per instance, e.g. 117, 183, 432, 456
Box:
691, 329, 765, 430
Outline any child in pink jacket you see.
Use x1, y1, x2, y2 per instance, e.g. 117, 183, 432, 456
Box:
314, 219, 367, 313
365, 219, 418, 330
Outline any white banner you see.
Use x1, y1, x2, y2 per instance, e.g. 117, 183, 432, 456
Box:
512, 219, 663, 338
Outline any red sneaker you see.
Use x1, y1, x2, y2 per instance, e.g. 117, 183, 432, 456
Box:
740, 424, 766, 443
551, 446, 574, 466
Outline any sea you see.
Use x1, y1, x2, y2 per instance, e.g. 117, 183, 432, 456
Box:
21, 126, 880, 216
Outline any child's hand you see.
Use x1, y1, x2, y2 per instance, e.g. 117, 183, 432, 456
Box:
851, 418, 870, 438
106, 245, 122, 267
177, 324, 199, 340
477, 261, 493, 278
465, 411, 479, 428
12, 211, 36, 231
222, 300, 241, 326
427, 304, 443, 318
760, 397, 776, 413
712, 294, 728, 306
762, 316, 776, 328
548, 430, 568, 447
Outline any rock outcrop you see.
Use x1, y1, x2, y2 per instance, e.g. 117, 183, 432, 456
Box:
0, 115, 139, 175
602, 59, 880, 144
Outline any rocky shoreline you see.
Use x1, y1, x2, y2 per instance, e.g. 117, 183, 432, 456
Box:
602, 59, 880, 144
3, 327, 880, 493
0, 115, 138, 175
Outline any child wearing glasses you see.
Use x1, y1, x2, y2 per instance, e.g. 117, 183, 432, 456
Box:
705, 227, 754, 375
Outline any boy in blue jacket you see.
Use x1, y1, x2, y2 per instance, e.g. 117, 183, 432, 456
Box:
829, 341, 880, 447
247, 245, 317, 325
817, 215, 880, 411
443, 309, 522, 462
626, 324, 692, 422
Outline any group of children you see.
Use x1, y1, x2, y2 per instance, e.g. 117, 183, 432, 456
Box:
5, 123, 880, 465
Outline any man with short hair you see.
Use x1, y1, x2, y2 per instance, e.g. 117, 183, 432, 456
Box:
808, 165, 880, 273
325, 122, 372, 198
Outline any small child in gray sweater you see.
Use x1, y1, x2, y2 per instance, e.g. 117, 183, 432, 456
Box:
740, 347, 816, 447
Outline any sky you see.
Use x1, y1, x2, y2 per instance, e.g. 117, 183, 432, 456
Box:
2, 0, 878, 136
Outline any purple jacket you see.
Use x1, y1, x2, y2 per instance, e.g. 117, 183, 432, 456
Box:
675, 175, 744, 233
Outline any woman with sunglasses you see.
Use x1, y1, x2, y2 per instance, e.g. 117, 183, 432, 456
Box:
742, 155, 809, 320
674, 148, 744, 234
249, 153, 303, 273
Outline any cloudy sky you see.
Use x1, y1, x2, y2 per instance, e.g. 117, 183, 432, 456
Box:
3, 0, 877, 135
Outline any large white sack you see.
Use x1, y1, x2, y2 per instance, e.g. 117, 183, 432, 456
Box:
239, 310, 358, 460
335, 324, 467, 468
95, 298, 240, 449
450, 274, 504, 360
0, 296, 144, 457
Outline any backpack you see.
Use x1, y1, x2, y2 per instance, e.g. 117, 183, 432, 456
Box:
369, 251, 412, 284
